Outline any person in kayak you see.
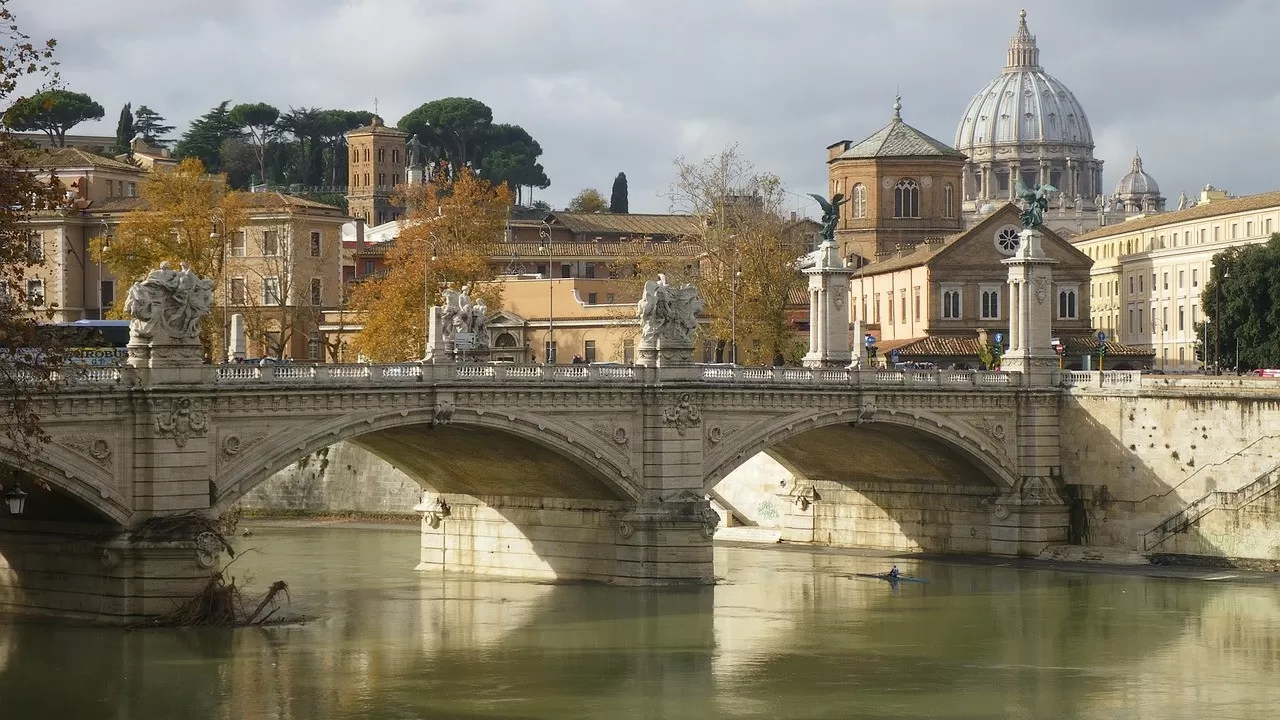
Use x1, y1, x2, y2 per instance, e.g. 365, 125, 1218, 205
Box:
889, 565, 900, 579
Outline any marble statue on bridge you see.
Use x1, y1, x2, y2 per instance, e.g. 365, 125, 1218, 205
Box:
439, 285, 489, 353
125, 262, 215, 342
638, 274, 702, 347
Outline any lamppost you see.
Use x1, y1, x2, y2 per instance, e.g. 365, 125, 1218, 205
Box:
424, 232, 438, 357
728, 242, 741, 364
2, 483, 27, 515
538, 220, 555, 364
209, 213, 229, 363
1214, 267, 1228, 376
97, 219, 112, 320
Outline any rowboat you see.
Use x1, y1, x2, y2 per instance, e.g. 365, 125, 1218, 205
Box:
854, 572, 929, 584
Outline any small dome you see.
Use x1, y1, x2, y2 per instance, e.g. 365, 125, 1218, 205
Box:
1115, 151, 1160, 197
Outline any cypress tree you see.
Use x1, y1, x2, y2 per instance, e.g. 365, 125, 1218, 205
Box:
113, 102, 133, 156
609, 171, 629, 214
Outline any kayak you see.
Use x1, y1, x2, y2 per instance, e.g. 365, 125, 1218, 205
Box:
854, 572, 929, 584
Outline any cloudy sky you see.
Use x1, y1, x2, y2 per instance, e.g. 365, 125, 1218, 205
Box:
18, 0, 1280, 215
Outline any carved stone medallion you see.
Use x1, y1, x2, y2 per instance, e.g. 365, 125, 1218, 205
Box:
155, 397, 209, 448
662, 393, 702, 436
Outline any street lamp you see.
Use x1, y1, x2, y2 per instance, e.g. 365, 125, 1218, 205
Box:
3, 485, 27, 516
1214, 267, 1229, 376
728, 242, 741, 364
209, 214, 230, 363
538, 220, 555, 364
97, 220, 112, 320
424, 232, 438, 357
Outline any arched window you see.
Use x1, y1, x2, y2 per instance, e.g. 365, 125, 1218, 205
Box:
894, 178, 920, 218
495, 332, 517, 348
941, 288, 962, 319
981, 287, 1000, 319
943, 183, 955, 219
852, 183, 867, 218
1058, 289, 1078, 319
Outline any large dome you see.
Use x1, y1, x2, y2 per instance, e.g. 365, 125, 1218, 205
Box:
954, 10, 1103, 209
955, 10, 1093, 155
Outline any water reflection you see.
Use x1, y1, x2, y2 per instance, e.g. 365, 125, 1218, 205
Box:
0, 526, 1277, 720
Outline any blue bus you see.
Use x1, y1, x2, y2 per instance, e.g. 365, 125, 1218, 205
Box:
38, 320, 131, 366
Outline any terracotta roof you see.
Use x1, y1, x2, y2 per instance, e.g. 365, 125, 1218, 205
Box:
550, 212, 699, 237
878, 336, 984, 356
876, 334, 1152, 359
242, 191, 343, 212
834, 117, 965, 161
493, 241, 695, 258
86, 197, 147, 213
1070, 190, 1280, 244
347, 117, 407, 136
19, 147, 143, 173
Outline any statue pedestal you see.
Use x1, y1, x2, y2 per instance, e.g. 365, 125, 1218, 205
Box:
127, 337, 214, 385
636, 339, 697, 378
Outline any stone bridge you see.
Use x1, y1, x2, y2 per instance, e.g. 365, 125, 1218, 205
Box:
0, 360, 1064, 620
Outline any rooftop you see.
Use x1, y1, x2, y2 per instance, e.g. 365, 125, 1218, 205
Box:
1071, 189, 1280, 244
550, 212, 700, 237
834, 97, 966, 161
20, 146, 144, 174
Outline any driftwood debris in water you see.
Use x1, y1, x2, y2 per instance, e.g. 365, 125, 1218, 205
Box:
130, 572, 291, 628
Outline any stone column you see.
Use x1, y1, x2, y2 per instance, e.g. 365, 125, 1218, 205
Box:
1000, 227, 1059, 386
1065, 158, 1075, 199
803, 239, 854, 368
980, 163, 991, 200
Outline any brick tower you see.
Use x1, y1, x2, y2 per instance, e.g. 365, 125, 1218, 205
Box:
346, 116, 408, 225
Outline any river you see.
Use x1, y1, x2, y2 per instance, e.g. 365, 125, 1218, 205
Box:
1, 524, 1278, 719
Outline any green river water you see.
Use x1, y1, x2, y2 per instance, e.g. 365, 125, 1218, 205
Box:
1, 525, 1278, 719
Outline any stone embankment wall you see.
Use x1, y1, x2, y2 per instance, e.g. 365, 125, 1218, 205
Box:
238, 442, 421, 515
1060, 377, 1280, 561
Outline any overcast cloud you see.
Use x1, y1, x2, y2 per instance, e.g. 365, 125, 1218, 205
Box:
18, 0, 1280, 215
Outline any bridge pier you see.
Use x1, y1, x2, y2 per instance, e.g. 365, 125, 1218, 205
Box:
415, 494, 716, 585
0, 520, 217, 622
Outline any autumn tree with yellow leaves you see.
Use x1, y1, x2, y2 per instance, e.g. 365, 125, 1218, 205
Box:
349, 169, 512, 361
93, 157, 247, 355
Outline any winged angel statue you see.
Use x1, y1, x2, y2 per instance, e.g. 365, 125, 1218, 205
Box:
1015, 180, 1056, 229
637, 274, 703, 346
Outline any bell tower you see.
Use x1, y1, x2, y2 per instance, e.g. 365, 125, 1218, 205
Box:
346, 116, 408, 225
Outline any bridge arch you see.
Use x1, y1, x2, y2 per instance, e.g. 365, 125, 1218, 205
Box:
0, 444, 132, 526
214, 405, 642, 511
704, 407, 1018, 491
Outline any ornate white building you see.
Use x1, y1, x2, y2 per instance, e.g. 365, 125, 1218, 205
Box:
955, 10, 1163, 237
1113, 150, 1166, 213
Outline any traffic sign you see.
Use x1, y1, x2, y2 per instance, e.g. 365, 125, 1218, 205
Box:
1096, 331, 1107, 343
994, 332, 1004, 344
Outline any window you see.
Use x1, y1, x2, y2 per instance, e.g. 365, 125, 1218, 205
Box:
893, 178, 920, 218
584, 340, 597, 363
363, 260, 375, 275
100, 280, 115, 308
310, 278, 322, 306
1138, 275, 1144, 293
900, 290, 906, 324
309, 231, 321, 257
1231, 223, 1238, 239
587, 292, 598, 304
1163, 272, 1168, 290
393, 174, 400, 186
377, 148, 385, 162
560, 263, 570, 278
874, 294, 881, 323
1199, 229, 1205, 244
544, 340, 558, 363
1057, 288, 1078, 319
852, 183, 867, 218
26, 279, 44, 306
393, 149, 400, 164
26, 232, 42, 261
378, 173, 386, 186
1128, 309, 1134, 335
377, 210, 385, 224
363, 148, 369, 162
1138, 306, 1144, 333
352, 148, 359, 163
623, 339, 634, 363
307, 333, 322, 360
1192, 268, 1199, 287
943, 183, 955, 219
1267, 219, 1273, 234
230, 231, 246, 257
886, 292, 894, 325
1247, 221, 1253, 236
363, 172, 369, 187
941, 288, 962, 319
585, 263, 596, 279
261, 230, 279, 256
981, 287, 1001, 319
913, 288, 921, 321
1213, 226, 1220, 242
1129, 276, 1134, 294
1178, 270, 1184, 289
127, 182, 136, 197
230, 277, 246, 304
1179, 307, 1185, 332
263, 277, 280, 305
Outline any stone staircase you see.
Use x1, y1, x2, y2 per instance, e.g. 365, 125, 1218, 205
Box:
1141, 467, 1280, 551
1038, 545, 1148, 565
715, 526, 783, 544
